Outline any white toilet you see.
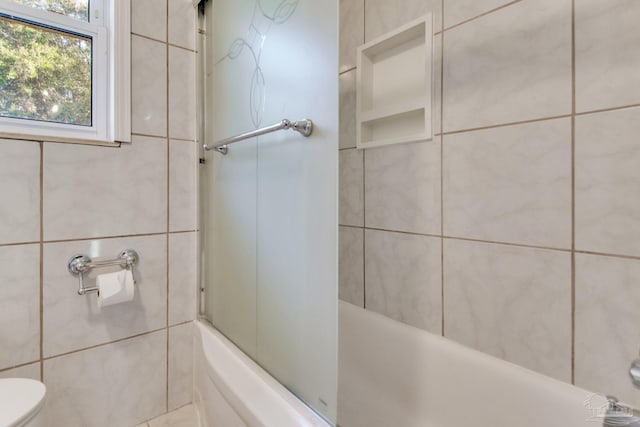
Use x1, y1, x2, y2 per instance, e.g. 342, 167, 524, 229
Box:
0, 378, 46, 427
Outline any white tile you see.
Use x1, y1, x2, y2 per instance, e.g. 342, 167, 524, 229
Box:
340, 0, 364, 73
339, 148, 363, 227
0, 139, 40, 245
365, 230, 442, 333
339, 70, 356, 149
365, 139, 441, 235
168, 0, 196, 51
132, 35, 167, 137
575, 0, 640, 112
168, 323, 194, 411
43, 136, 167, 241
443, 0, 571, 132
169, 232, 197, 325
149, 404, 198, 427
444, 0, 514, 28
44, 331, 166, 427
339, 226, 364, 307
169, 47, 197, 141
0, 362, 40, 380
170, 140, 198, 232
444, 239, 572, 382
42, 235, 167, 357
132, 0, 167, 41
364, 0, 441, 42
443, 118, 572, 248
0, 244, 40, 370
575, 254, 640, 407
576, 107, 640, 257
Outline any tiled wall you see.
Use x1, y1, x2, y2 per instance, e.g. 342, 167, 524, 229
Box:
340, 0, 640, 406
0, 1, 198, 426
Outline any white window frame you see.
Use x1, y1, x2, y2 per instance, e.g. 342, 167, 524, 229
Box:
0, 0, 130, 144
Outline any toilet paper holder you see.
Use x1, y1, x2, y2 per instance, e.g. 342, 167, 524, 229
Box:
68, 249, 139, 295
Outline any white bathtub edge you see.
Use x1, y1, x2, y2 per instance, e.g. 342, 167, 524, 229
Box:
195, 320, 331, 427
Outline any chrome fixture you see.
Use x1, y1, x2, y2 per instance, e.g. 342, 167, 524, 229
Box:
203, 118, 313, 155
603, 396, 640, 426
68, 249, 139, 295
631, 353, 640, 389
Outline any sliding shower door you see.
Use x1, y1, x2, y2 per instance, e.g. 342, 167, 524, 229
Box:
200, 0, 338, 422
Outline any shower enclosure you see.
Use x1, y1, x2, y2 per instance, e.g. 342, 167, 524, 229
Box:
198, 0, 338, 423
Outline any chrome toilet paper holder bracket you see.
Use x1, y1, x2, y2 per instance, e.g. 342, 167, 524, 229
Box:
67, 249, 139, 295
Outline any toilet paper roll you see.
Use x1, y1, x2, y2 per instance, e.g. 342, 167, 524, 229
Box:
96, 269, 135, 308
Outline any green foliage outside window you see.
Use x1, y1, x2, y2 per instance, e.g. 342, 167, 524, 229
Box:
0, 14, 92, 126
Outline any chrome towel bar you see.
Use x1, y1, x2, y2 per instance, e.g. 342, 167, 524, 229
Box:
68, 249, 139, 295
203, 118, 313, 155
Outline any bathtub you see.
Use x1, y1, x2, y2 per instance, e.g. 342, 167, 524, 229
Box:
193, 320, 330, 427
194, 302, 613, 427
338, 301, 609, 427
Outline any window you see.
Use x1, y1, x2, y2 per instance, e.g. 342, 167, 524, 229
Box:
0, 0, 130, 144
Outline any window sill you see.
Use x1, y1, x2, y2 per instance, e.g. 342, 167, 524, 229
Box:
0, 132, 122, 147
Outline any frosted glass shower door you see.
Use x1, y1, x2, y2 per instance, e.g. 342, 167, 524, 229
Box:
201, 0, 338, 423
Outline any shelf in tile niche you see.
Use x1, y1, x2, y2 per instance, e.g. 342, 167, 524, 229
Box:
356, 14, 433, 149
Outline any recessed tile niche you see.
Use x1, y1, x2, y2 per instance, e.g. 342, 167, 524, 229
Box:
356, 15, 433, 149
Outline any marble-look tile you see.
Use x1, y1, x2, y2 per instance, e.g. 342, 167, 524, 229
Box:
576, 108, 640, 257
443, 0, 571, 132
134, 423, 149, 427
443, 0, 514, 29
365, 229, 441, 333
575, 254, 640, 407
170, 140, 198, 232
169, 47, 197, 141
443, 239, 572, 382
132, 35, 167, 137
168, 0, 196, 51
0, 244, 40, 370
340, 0, 364, 73
42, 235, 167, 357
443, 118, 572, 248
168, 323, 194, 411
339, 226, 364, 307
149, 404, 198, 427
339, 70, 356, 149
0, 362, 40, 380
169, 232, 197, 325
43, 136, 167, 241
339, 148, 363, 227
575, 0, 640, 113
364, 0, 442, 42
0, 139, 39, 245
44, 331, 166, 427
132, 0, 166, 41
365, 138, 441, 235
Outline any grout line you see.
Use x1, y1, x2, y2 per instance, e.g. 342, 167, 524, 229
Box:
42, 231, 169, 245
574, 250, 640, 262
165, 1, 171, 412
575, 102, 640, 117
441, 0, 523, 33
338, 224, 364, 230
362, 147, 366, 309
440, 0, 445, 338
131, 32, 167, 46
167, 42, 196, 53
339, 66, 356, 76
131, 131, 169, 139
339, 146, 358, 151
0, 240, 40, 248
441, 114, 572, 136
39, 141, 44, 382
0, 360, 42, 374
42, 328, 167, 362
570, 0, 576, 386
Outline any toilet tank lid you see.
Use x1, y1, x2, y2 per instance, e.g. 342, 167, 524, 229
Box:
0, 379, 46, 427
